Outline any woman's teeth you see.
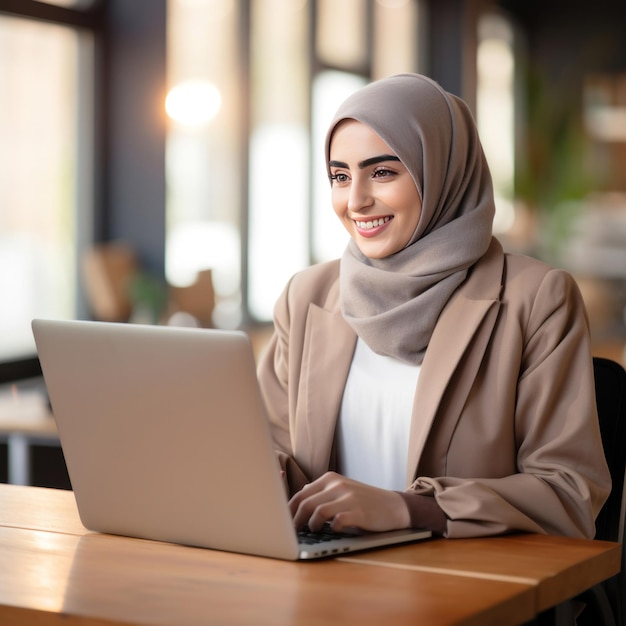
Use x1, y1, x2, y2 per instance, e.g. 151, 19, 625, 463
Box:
355, 216, 391, 230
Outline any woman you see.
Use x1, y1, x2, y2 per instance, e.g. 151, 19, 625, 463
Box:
257, 73, 610, 539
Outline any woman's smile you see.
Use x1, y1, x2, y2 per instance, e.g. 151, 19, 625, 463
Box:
354, 215, 393, 237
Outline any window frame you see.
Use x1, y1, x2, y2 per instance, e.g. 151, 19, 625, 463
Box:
0, 0, 105, 380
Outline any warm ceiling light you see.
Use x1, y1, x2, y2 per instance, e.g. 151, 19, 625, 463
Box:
165, 80, 222, 128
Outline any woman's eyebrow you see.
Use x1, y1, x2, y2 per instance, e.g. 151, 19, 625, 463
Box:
328, 155, 401, 170
359, 154, 400, 168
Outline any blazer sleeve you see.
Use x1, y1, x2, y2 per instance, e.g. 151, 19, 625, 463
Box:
410, 268, 611, 539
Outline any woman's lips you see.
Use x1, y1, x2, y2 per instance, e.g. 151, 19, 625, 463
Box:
354, 216, 393, 237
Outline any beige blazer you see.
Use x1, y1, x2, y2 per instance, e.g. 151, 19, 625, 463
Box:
257, 238, 611, 539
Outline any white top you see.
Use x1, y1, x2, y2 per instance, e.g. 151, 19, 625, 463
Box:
336, 338, 420, 491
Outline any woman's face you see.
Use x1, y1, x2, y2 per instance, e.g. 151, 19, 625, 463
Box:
329, 120, 422, 259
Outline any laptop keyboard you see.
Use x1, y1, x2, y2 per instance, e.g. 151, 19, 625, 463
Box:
297, 523, 360, 545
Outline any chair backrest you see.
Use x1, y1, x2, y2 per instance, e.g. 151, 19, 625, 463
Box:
593, 356, 626, 545
591, 356, 626, 626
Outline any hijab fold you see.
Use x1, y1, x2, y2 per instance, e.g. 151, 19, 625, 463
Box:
325, 74, 495, 365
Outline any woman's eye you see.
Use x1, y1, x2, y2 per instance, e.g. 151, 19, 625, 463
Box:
372, 167, 395, 179
330, 172, 349, 184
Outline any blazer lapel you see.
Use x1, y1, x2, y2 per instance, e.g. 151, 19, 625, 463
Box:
294, 304, 356, 479
406, 239, 505, 482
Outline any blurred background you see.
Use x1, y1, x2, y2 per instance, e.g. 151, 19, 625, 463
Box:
2, 0, 626, 375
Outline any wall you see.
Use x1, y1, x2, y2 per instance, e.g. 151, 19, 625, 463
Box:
102, 0, 167, 278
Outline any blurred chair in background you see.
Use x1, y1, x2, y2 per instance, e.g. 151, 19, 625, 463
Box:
82, 242, 215, 327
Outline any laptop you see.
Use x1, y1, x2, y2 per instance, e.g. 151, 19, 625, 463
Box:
31, 318, 431, 560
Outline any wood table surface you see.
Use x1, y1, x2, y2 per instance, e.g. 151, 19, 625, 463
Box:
341, 532, 621, 613
0, 483, 620, 625
0, 484, 87, 536
0, 524, 535, 626
0, 415, 57, 437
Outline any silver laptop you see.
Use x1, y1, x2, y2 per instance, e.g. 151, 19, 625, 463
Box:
32, 318, 431, 560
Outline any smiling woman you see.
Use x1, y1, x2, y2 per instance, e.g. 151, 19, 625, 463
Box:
257, 73, 611, 545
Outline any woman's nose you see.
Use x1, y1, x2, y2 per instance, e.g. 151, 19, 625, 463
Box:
347, 180, 374, 212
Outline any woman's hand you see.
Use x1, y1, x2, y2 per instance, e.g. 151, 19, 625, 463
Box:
288, 471, 410, 533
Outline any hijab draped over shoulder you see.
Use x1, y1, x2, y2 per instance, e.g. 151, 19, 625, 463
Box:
325, 73, 496, 365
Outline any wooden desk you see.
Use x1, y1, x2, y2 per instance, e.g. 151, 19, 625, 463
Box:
0, 485, 620, 626
0, 525, 535, 626
0, 484, 85, 536
342, 533, 622, 615
0, 413, 59, 486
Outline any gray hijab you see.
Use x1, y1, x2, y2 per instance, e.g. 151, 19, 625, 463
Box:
325, 73, 495, 365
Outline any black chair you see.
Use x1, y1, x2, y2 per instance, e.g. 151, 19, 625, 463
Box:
577, 356, 626, 626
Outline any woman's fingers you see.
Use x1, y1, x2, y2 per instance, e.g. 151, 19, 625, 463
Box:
288, 473, 337, 529
288, 472, 410, 532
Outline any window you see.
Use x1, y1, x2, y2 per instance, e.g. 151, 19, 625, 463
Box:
0, 12, 94, 364
477, 12, 516, 234
165, 0, 242, 327
248, 0, 310, 321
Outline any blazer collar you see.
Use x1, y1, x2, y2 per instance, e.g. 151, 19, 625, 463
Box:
295, 301, 356, 479
407, 237, 504, 480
